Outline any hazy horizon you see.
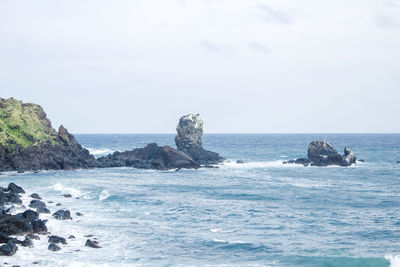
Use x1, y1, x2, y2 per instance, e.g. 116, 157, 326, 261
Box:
1, 0, 399, 134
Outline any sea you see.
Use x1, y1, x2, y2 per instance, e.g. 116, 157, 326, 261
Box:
1, 134, 399, 267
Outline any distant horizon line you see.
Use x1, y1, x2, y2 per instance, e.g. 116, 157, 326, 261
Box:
73, 132, 400, 135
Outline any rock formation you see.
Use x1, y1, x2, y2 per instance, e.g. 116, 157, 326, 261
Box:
0, 98, 97, 172
175, 114, 223, 165
97, 143, 200, 170
284, 140, 356, 167
0, 98, 221, 172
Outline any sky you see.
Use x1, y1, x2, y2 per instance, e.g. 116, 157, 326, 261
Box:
0, 0, 399, 133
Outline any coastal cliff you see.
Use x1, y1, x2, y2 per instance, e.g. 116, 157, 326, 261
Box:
0, 98, 97, 172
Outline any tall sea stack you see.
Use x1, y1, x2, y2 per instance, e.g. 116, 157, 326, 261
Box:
175, 114, 223, 165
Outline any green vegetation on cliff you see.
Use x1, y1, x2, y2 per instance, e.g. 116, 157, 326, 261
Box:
0, 98, 60, 150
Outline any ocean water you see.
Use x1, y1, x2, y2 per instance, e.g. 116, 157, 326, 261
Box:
1, 134, 400, 267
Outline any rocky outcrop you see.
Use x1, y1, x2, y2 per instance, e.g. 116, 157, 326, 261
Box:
175, 114, 223, 165
284, 140, 357, 167
0, 98, 97, 172
97, 143, 200, 170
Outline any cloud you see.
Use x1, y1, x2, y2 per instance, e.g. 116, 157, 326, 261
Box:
256, 4, 293, 25
198, 41, 233, 54
248, 42, 269, 54
375, 15, 398, 29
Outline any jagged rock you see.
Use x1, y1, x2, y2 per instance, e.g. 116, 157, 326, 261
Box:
7, 183, 25, 194
97, 143, 200, 170
285, 140, 357, 167
68, 235, 75, 239
236, 160, 246, 164
63, 194, 72, 198
48, 242, 61, 251
85, 239, 101, 248
175, 114, 223, 165
52, 209, 72, 220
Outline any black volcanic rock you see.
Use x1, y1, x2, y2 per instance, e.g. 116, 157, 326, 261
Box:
285, 140, 357, 167
0, 98, 98, 172
175, 114, 223, 165
52, 209, 72, 220
97, 143, 200, 170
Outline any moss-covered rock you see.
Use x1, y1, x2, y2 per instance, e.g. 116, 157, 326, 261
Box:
0, 97, 98, 172
0, 98, 60, 151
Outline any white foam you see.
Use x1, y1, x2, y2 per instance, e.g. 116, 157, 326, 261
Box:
221, 160, 301, 169
50, 183, 84, 198
386, 254, 400, 267
99, 190, 110, 201
210, 228, 223, 233
85, 147, 114, 156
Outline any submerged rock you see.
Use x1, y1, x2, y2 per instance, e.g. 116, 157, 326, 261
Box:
48, 235, 67, 245
284, 140, 357, 167
29, 193, 41, 200
175, 114, 223, 165
85, 239, 101, 248
48, 242, 61, 251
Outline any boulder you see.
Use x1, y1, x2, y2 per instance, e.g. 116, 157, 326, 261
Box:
48, 242, 61, 251
52, 209, 72, 220
7, 183, 25, 194
48, 235, 67, 245
175, 114, 223, 165
36, 206, 51, 214
29, 200, 46, 209
21, 209, 39, 221
31, 219, 48, 233
0, 240, 18, 256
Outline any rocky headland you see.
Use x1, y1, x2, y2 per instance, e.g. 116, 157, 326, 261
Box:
175, 114, 223, 165
284, 140, 357, 167
0, 98, 222, 173
0, 98, 97, 172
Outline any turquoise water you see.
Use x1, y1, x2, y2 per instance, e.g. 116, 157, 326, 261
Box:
1, 134, 399, 266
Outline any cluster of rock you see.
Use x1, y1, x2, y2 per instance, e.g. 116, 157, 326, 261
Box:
97, 114, 223, 170
175, 114, 223, 165
0, 182, 100, 257
284, 140, 357, 167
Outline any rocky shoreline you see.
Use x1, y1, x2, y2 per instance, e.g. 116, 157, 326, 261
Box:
0, 182, 99, 262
